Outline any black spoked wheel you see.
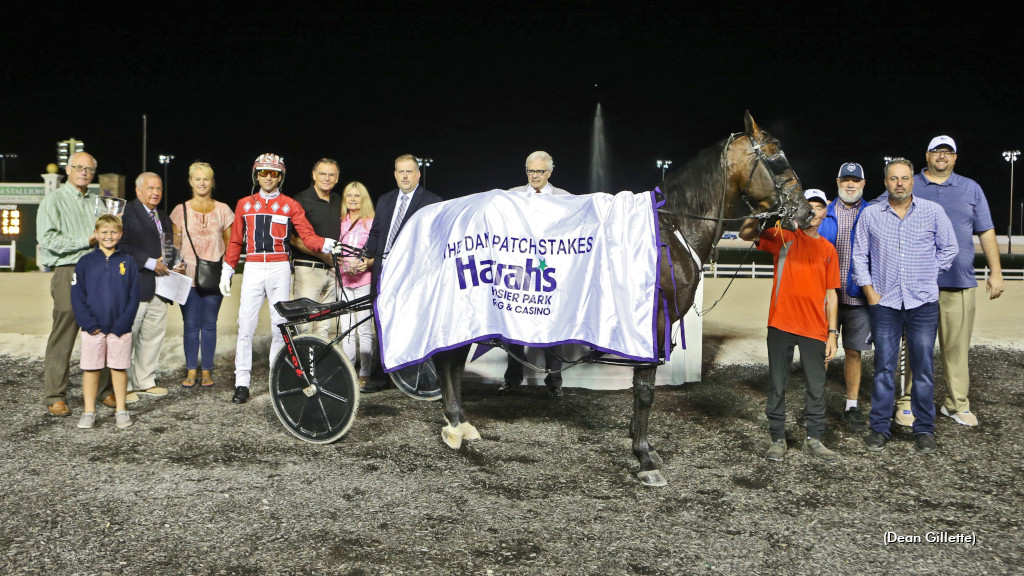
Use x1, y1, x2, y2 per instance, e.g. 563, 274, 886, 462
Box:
390, 357, 441, 401
270, 336, 359, 444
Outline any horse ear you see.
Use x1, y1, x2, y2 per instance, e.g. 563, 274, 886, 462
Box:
744, 110, 761, 137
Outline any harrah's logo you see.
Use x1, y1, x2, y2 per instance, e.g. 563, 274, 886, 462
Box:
455, 255, 556, 292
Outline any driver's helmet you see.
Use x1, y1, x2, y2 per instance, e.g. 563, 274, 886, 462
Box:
252, 153, 286, 186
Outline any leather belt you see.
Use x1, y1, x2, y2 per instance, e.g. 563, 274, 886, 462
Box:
294, 260, 329, 270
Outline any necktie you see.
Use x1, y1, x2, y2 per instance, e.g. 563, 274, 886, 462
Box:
149, 209, 163, 235
384, 194, 409, 254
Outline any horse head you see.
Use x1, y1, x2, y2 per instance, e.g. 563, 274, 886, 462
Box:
729, 111, 811, 230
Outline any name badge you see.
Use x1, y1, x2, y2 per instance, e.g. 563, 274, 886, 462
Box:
271, 215, 289, 225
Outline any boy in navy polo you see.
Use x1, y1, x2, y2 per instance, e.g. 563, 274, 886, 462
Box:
71, 214, 141, 429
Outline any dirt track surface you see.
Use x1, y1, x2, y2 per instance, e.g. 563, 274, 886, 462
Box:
2, 347, 1023, 575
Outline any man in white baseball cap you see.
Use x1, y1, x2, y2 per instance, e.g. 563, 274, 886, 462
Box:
896, 136, 1004, 427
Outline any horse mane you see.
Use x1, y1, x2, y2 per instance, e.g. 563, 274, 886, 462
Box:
660, 135, 731, 220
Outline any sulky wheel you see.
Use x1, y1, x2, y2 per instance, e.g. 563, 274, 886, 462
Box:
270, 336, 359, 443
390, 357, 441, 401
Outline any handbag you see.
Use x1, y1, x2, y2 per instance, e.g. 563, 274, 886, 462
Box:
183, 203, 224, 295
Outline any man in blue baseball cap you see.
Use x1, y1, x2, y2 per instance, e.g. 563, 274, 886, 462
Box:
818, 162, 872, 433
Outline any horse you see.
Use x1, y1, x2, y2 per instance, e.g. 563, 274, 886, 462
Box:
428, 111, 810, 487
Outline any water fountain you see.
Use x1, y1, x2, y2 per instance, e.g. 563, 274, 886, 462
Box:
589, 102, 609, 193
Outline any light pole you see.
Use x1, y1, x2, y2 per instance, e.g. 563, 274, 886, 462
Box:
0, 153, 17, 182
158, 154, 174, 212
656, 159, 672, 180
416, 157, 433, 187
1003, 150, 1019, 254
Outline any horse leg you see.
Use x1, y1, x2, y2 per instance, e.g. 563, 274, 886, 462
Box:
436, 346, 478, 449
632, 365, 667, 487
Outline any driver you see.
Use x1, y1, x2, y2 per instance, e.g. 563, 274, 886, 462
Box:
220, 153, 338, 404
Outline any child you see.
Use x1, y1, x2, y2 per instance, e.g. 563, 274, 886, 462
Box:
70, 214, 141, 429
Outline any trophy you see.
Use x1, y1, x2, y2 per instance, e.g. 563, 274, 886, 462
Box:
93, 196, 126, 218
162, 233, 182, 269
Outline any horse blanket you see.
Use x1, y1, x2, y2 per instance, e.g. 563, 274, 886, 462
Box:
375, 189, 661, 371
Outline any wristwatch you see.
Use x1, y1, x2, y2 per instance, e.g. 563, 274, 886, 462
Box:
828, 329, 839, 336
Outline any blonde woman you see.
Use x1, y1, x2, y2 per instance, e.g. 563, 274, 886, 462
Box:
338, 181, 375, 385
170, 162, 234, 388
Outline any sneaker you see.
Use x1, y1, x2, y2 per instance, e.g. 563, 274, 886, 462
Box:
915, 433, 936, 454
940, 406, 978, 427
802, 437, 838, 463
77, 412, 96, 429
136, 386, 168, 397
842, 407, 868, 433
864, 431, 887, 452
115, 411, 133, 429
893, 408, 915, 427
765, 439, 787, 462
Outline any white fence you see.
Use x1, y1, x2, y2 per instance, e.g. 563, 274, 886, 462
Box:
702, 262, 1024, 281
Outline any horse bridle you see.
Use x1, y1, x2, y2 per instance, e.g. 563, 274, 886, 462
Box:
733, 132, 803, 225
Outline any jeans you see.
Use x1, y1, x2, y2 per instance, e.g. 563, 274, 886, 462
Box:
180, 286, 224, 371
868, 301, 939, 436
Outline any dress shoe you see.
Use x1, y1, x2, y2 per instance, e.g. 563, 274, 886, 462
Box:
864, 431, 888, 452
232, 386, 250, 404
915, 433, 937, 454
497, 381, 519, 393
546, 383, 564, 398
47, 401, 71, 416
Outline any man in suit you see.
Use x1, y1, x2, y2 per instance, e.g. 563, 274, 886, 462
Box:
499, 151, 570, 398
358, 154, 442, 392
117, 172, 173, 402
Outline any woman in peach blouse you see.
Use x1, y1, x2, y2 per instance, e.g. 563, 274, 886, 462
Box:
338, 182, 375, 385
170, 162, 234, 388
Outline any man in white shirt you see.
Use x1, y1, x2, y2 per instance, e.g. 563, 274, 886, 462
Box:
499, 151, 569, 397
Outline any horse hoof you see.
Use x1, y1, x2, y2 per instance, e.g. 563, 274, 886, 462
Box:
441, 425, 464, 449
459, 421, 481, 441
637, 469, 667, 487
649, 449, 663, 469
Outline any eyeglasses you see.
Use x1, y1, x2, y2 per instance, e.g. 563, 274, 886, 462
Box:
315, 171, 338, 180
526, 169, 549, 176
70, 165, 97, 174
928, 149, 956, 157
257, 170, 281, 178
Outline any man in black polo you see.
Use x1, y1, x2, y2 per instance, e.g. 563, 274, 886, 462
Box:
290, 158, 342, 339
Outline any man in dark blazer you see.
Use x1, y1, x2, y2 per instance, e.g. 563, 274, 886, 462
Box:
358, 154, 442, 392
114, 172, 173, 403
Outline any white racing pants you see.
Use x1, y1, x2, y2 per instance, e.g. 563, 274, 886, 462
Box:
234, 261, 292, 388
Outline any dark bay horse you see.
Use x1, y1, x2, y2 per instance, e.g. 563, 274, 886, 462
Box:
430, 112, 810, 486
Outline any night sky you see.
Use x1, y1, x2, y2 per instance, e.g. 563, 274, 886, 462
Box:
5, 1, 1023, 233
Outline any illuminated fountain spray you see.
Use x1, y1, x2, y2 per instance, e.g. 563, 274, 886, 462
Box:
589, 102, 609, 193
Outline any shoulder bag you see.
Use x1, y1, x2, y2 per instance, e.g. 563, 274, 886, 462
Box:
183, 203, 224, 295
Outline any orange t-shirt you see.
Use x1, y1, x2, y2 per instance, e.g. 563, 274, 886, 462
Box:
757, 227, 840, 341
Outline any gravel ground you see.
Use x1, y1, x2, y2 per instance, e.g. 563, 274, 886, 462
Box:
2, 346, 1022, 575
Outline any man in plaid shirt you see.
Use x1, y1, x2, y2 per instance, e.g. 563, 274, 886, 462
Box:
818, 162, 872, 432
852, 158, 958, 454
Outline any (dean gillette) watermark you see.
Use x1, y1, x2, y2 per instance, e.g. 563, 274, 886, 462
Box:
885, 531, 977, 545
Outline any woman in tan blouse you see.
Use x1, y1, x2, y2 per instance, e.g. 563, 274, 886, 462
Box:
170, 162, 234, 388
